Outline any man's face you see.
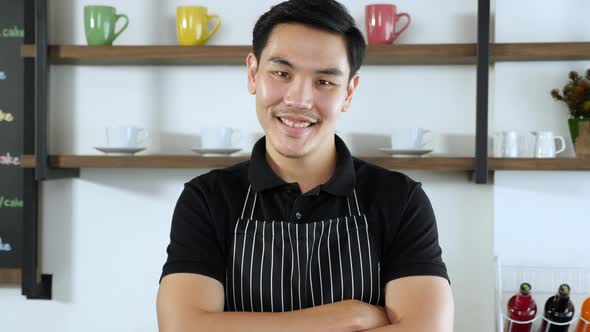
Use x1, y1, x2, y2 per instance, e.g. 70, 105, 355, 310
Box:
247, 23, 359, 159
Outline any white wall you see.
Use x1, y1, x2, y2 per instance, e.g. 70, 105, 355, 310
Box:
493, 0, 590, 330
8, 0, 579, 331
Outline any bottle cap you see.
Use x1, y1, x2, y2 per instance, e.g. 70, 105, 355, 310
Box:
519, 282, 532, 296
558, 284, 571, 297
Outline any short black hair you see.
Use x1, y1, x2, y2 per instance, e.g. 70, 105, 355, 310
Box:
252, 0, 366, 81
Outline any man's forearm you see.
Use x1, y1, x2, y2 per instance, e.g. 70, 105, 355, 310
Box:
161, 300, 373, 332
362, 276, 454, 332
360, 305, 454, 332
197, 306, 353, 332
362, 322, 452, 332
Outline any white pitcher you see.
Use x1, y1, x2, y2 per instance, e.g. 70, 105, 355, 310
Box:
532, 131, 566, 158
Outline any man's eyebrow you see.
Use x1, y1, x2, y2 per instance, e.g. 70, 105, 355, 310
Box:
268, 56, 344, 77
316, 67, 344, 77
268, 56, 294, 68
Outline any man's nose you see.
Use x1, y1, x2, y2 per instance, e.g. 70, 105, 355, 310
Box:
284, 77, 313, 110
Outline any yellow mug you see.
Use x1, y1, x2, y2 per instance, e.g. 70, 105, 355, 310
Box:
176, 6, 221, 46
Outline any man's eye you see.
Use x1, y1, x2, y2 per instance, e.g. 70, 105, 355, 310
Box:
318, 80, 333, 86
275, 71, 290, 78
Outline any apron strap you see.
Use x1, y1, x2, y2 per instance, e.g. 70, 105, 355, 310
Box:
240, 185, 258, 220
240, 185, 251, 219
250, 192, 258, 220
346, 188, 362, 216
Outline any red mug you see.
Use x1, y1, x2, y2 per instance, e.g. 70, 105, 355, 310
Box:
365, 4, 411, 44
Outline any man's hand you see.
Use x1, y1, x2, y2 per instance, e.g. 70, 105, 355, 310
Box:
338, 300, 390, 331
347, 300, 390, 331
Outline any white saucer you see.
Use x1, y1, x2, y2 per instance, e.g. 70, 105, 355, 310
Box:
192, 148, 242, 156
94, 147, 146, 155
378, 147, 433, 156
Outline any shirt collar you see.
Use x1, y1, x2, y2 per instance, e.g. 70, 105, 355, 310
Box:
248, 134, 355, 196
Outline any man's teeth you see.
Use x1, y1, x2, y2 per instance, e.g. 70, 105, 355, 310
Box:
279, 117, 312, 128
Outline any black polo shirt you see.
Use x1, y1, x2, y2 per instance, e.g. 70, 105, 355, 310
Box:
161, 135, 449, 312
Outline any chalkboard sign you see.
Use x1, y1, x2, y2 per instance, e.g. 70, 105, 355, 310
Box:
0, 0, 25, 268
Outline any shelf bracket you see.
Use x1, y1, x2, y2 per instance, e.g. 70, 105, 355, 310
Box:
21, 169, 53, 300
469, 170, 494, 184
31, 0, 79, 181
474, 0, 490, 184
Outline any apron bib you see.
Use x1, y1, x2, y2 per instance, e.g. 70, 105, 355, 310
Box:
225, 185, 382, 312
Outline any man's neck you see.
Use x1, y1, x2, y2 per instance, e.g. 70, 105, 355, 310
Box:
265, 138, 337, 194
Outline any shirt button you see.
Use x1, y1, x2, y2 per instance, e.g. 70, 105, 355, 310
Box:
295, 212, 302, 220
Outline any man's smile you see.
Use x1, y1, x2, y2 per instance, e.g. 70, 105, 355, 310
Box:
275, 116, 317, 137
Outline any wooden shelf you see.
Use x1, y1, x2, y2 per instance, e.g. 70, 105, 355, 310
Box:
21, 155, 250, 169
21, 45, 252, 65
0, 269, 20, 285
21, 155, 590, 170
21, 44, 478, 65
368, 157, 475, 170
489, 158, 590, 170
20, 155, 475, 171
493, 42, 590, 62
365, 44, 475, 65
22, 43, 590, 65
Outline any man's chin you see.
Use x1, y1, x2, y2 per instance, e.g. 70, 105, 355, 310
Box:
274, 144, 308, 159
279, 151, 307, 159
268, 137, 309, 159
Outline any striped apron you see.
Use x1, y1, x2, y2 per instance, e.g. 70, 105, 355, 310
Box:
224, 185, 383, 312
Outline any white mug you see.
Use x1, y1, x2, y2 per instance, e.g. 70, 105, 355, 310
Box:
105, 126, 149, 148
533, 131, 566, 158
503, 131, 519, 158
519, 133, 537, 158
492, 132, 505, 157
201, 127, 242, 149
390, 128, 432, 150
493, 131, 536, 158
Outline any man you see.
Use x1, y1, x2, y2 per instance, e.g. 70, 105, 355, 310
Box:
157, 0, 454, 331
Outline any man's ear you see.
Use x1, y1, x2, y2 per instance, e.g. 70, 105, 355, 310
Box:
246, 53, 258, 95
342, 74, 360, 113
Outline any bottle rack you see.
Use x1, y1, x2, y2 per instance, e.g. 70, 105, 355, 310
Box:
495, 256, 590, 332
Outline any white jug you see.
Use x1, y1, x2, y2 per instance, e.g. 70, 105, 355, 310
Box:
532, 131, 566, 158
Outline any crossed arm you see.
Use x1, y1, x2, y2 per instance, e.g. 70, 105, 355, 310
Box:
157, 273, 453, 332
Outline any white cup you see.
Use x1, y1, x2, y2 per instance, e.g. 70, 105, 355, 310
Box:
493, 132, 505, 157
390, 128, 432, 150
503, 131, 519, 158
519, 133, 537, 158
493, 130, 536, 158
533, 131, 566, 158
201, 127, 242, 149
105, 126, 148, 148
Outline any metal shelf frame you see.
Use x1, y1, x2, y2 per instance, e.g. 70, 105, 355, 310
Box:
21, 0, 79, 300
474, 0, 490, 184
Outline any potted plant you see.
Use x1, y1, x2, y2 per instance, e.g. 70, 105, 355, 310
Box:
551, 70, 590, 158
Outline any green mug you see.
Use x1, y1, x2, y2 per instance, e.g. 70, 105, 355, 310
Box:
84, 5, 129, 45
